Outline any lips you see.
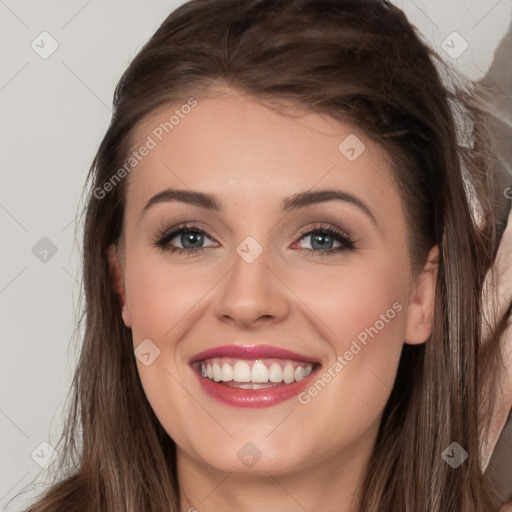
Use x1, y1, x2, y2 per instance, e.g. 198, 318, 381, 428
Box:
190, 344, 321, 363
189, 344, 321, 408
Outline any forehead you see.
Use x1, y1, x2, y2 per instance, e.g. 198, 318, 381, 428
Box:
124, 91, 402, 224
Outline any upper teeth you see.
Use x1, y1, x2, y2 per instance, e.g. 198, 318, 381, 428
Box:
199, 358, 314, 384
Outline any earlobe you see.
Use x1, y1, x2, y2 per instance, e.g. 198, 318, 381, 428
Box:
107, 244, 131, 327
404, 245, 439, 345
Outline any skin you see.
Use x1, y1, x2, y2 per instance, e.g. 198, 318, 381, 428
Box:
109, 86, 438, 512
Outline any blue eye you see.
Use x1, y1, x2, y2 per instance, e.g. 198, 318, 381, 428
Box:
296, 226, 355, 256
153, 223, 217, 257
153, 222, 356, 257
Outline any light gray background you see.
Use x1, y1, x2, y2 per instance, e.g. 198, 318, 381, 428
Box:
1, 1, 511, 510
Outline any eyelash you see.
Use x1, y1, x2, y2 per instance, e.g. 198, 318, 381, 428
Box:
152, 222, 356, 258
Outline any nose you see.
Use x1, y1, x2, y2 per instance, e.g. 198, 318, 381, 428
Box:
214, 243, 290, 329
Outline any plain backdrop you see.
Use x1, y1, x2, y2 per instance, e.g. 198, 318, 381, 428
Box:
1, 0, 511, 510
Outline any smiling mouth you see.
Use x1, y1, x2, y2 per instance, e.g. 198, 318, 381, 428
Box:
192, 357, 318, 388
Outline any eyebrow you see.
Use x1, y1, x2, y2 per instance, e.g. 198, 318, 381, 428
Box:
142, 188, 377, 225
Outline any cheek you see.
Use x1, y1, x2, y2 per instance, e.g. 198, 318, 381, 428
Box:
280, 252, 410, 429
124, 252, 224, 340
123, 252, 223, 451
284, 251, 410, 352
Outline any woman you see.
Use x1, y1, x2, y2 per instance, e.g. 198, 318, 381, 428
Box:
19, 0, 511, 510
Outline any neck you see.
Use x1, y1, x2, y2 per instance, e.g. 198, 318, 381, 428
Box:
177, 438, 374, 512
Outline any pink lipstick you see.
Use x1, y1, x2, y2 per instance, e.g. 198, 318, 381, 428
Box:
189, 344, 321, 408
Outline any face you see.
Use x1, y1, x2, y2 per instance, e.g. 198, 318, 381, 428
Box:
109, 87, 437, 479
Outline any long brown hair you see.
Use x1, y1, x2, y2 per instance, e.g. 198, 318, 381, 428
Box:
17, 0, 504, 510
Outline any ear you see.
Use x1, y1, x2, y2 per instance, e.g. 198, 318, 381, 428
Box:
404, 245, 439, 345
107, 244, 131, 327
